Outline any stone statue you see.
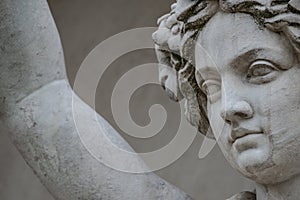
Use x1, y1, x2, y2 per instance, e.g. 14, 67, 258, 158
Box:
153, 0, 300, 199
1, 0, 300, 199
0, 0, 192, 199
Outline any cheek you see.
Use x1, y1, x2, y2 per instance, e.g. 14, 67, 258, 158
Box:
207, 101, 231, 151
265, 67, 300, 173
207, 101, 223, 138
267, 68, 300, 140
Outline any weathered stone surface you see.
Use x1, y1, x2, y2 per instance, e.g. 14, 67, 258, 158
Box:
0, 0, 192, 199
3, 0, 300, 199
154, 0, 300, 199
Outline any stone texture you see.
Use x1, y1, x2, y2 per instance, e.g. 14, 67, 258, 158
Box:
44, 1, 254, 199
153, 0, 300, 199
0, 1, 253, 200
0, 0, 192, 199
0, 132, 54, 200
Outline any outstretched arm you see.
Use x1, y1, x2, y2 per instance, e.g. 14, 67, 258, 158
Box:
0, 0, 192, 199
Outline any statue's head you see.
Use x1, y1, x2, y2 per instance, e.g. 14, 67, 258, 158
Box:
153, 0, 300, 185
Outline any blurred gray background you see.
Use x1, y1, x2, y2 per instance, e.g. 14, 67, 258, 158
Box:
0, 1, 253, 199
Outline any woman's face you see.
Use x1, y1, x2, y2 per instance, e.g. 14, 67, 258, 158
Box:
195, 12, 300, 185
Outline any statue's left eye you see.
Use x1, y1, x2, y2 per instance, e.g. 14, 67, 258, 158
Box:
246, 60, 278, 84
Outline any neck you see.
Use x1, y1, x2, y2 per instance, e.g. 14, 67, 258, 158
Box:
255, 174, 300, 200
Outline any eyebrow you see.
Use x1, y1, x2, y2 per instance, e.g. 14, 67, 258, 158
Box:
196, 49, 269, 74
229, 49, 261, 71
197, 66, 218, 74
196, 46, 297, 78
196, 66, 221, 84
229, 48, 296, 70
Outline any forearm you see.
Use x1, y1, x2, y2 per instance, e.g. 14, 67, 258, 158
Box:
0, 0, 191, 199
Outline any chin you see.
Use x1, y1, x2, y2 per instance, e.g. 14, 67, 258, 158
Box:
233, 150, 299, 185
234, 149, 271, 177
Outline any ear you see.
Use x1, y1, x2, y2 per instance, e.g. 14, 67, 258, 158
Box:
158, 62, 184, 102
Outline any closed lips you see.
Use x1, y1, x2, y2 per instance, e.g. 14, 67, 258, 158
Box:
230, 127, 263, 143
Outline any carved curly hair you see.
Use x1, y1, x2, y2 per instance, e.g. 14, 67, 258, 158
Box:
153, 0, 300, 138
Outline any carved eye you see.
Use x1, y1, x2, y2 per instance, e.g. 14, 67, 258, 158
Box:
202, 79, 221, 103
246, 60, 278, 84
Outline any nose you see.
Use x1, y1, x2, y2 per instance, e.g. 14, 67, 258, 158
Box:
220, 100, 253, 124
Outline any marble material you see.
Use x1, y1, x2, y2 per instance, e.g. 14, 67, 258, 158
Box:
153, 0, 300, 199
0, 0, 192, 199
2, 0, 299, 199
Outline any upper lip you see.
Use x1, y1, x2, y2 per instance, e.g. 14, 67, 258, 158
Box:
230, 127, 262, 143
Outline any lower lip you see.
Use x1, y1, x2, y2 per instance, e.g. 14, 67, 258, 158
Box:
233, 133, 264, 152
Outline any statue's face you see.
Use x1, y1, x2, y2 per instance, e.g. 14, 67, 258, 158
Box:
195, 12, 300, 184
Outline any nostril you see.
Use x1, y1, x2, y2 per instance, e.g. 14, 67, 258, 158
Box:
237, 112, 249, 118
220, 101, 253, 123
225, 119, 232, 125
236, 108, 253, 119
220, 111, 232, 124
